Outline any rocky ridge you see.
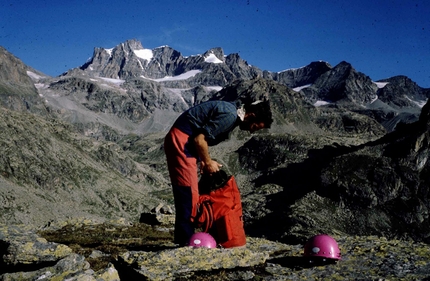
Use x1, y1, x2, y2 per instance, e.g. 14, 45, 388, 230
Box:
67, 40, 261, 86
43, 39, 430, 135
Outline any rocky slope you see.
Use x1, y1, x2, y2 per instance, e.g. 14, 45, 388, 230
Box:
0, 106, 171, 226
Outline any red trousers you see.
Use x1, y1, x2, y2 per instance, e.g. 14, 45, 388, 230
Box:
164, 127, 199, 245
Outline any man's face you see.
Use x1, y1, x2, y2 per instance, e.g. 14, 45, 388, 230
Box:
249, 122, 266, 133
240, 120, 266, 133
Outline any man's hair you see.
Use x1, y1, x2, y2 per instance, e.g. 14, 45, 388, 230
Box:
244, 100, 273, 128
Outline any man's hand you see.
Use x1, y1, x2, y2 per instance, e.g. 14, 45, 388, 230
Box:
200, 160, 223, 174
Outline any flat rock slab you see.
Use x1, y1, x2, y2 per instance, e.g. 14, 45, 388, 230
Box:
119, 237, 292, 280
0, 224, 73, 265
0, 224, 120, 280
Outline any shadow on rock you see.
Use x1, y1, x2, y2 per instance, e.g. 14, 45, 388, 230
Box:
267, 256, 338, 269
245, 142, 359, 242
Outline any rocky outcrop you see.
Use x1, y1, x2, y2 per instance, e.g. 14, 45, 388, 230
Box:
0, 224, 120, 280
377, 75, 430, 109
316, 97, 430, 242
0, 47, 37, 93
0, 225, 73, 266
265, 61, 332, 88
356, 75, 430, 131
0, 47, 46, 113
239, 98, 430, 244
118, 239, 274, 280
79, 39, 155, 80
297, 61, 430, 131
2, 223, 430, 280
301, 61, 378, 106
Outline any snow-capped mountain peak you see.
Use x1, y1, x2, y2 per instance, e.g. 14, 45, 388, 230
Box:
133, 48, 153, 61
204, 53, 223, 64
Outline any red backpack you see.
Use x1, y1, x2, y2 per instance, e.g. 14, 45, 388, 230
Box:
192, 171, 246, 248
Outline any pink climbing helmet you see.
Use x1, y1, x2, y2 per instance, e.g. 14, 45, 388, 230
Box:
303, 234, 341, 260
188, 232, 217, 248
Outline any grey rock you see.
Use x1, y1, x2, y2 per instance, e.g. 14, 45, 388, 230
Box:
377, 75, 430, 109
70, 40, 263, 89
3, 223, 430, 280
140, 203, 175, 227
266, 61, 332, 88
0, 47, 46, 114
0, 224, 73, 266
119, 237, 287, 280
302, 61, 378, 106
1, 254, 120, 281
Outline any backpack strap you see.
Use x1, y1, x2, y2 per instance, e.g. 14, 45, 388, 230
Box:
193, 196, 214, 233
200, 200, 214, 232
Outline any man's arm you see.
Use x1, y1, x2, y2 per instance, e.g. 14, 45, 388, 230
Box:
194, 133, 222, 174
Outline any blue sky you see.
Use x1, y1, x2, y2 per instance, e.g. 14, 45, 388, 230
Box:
1, 0, 429, 87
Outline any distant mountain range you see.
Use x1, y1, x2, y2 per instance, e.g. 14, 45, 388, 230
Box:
23, 39, 427, 133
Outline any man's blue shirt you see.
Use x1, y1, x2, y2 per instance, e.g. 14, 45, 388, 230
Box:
173, 101, 239, 146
